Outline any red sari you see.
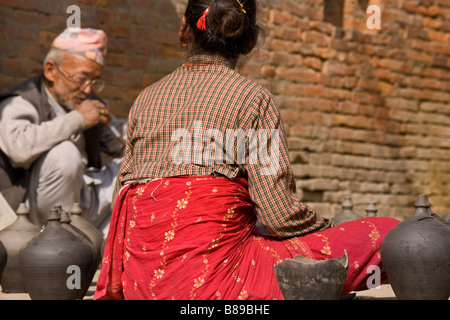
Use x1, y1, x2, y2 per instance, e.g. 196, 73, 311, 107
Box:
94, 175, 399, 300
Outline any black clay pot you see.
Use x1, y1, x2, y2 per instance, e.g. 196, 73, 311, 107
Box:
69, 203, 104, 268
430, 209, 450, 228
60, 210, 98, 295
0, 203, 40, 293
444, 212, 450, 221
0, 240, 6, 281
365, 202, 378, 217
274, 250, 348, 300
380, 194, 450, 300
18, 208, 95, 300
332, 197, 362, 225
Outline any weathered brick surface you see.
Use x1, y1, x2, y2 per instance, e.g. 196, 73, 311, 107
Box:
0, 0, 448, 220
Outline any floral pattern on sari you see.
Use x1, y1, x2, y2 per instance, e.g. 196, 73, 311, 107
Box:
94, 176, 400, 300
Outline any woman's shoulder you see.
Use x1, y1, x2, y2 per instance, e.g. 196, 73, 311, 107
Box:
132, 62, 276, 113
226, 68, 275, 101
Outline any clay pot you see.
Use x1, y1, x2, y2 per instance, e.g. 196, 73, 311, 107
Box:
274, 250, 349, 300
69, 203, 103, 267
429, 209, 450, 228
60, 210, 98, 294
101, 237, 106, 260
444, 212, 450, 221
365, 202, 378, 217
332, 197, 362, 225
380, 194, 450, 300
0, 203, 40, 293
18, 208, 95, 300
0, 240, 6, 281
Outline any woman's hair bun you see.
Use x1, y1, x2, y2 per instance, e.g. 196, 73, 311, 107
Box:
208, 1, 247, 39
185, 0, 261, 59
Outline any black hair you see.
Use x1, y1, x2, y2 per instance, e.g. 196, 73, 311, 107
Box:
184, 0, 261, 61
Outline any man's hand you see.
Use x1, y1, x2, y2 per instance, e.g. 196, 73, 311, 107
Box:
75, 99, 111, 130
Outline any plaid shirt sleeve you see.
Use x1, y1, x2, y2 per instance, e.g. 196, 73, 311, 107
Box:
112, 95, 144, 201
245, 89, 333, 238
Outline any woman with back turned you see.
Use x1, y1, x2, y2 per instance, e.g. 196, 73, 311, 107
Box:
94, 0, 399, 300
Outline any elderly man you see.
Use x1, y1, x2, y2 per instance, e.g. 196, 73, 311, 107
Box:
0, 28, 126, 233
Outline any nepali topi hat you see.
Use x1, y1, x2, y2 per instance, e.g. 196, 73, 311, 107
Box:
51, 28, 108, 66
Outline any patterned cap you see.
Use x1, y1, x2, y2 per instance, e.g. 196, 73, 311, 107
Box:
51, 28, 108, 66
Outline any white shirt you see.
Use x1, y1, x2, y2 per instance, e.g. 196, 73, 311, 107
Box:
0, 89, 85, 169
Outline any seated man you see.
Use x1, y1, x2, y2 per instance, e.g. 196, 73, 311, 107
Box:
0, 28, 126, 234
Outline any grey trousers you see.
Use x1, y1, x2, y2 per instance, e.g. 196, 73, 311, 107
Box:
27, 140, 120, 236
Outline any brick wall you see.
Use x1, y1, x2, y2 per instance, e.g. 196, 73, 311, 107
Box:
1, 0, 449, 220
0, 0, 185, 118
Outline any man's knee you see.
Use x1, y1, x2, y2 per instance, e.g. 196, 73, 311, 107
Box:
38, 141, 85, 183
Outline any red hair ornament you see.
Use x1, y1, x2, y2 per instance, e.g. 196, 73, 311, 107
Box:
197, 7, 210, 31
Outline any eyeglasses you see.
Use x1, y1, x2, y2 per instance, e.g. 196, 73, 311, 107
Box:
54, 63, 105, 93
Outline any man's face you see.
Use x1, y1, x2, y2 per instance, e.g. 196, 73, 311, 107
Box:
46, 52, 103, 110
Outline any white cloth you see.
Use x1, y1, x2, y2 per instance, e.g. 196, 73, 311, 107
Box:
81, 158, 122, 236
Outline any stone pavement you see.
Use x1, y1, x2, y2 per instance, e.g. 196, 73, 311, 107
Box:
0, 268, 397, 300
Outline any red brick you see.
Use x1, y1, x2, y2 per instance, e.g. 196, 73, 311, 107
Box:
301, 30, 329, 46
142, 73, 164, 87
268, 38, 297, 53
273, 26, 300, 41
428, 29, 450, 43
110, 25, 132, 39
19, 44, 43, 60
260, 65, 276, 78
422, 67, 450, 80
4, 58, 26, 74
351, 91, 384, 105
314, 47, 336, 59
0, 73, 17, 92
126, 56, 149, 70
270, 10, 300, 28
332, 114, 371, 129
295, 98, 335, 112
5, 25, 37, 42
303, 57, 322, 70
385, 98, 419, 111
277, 67, 322, 83
39, 30, 57, 46
0, 0, 39, 10
14, 10, 49, 27
128, 0, 155, 10
323, 60, 356, 76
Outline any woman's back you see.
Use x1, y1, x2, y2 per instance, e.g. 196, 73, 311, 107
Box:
123, 54, 278, 183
